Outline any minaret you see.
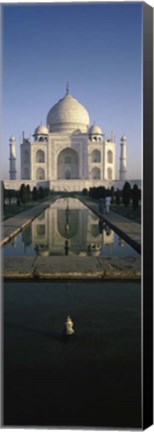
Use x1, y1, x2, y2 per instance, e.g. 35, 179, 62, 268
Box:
119, 135, 127, 181
9, 135, 17, 180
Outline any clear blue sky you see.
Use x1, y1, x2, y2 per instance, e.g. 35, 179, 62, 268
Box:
2, 2, 142, 179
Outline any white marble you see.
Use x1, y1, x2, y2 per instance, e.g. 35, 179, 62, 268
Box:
7, 87, 128, 190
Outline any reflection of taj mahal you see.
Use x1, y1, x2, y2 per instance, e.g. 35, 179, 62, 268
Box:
8, 85, 127, 191
22, 199, 114, 256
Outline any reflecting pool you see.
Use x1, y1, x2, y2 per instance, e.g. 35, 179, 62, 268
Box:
4, 280, 141, 428
3, 198, 138, 257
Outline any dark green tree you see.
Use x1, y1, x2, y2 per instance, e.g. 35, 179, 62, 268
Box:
89, 186, 107, 200
122, 182, 131, 206
26, 185, 31, 202
110, 186, 115, 203
106, 188, 110, 197
1, 181, 5, 210
101, 186, 106, 198
44, 187, 50, 197
38, 186, 45, 199
32, 186, 38, 201
132, 184, 139, 210
20, 184, 27, 203
82, 188, 88, 195
16, 192, 21, 206
115, 189, 120, 205
8, 189, 13, 205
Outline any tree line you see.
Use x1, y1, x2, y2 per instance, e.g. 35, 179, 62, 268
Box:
1, 182, 50, 207
82, 181, 141, 210
19, 184, 50, 203
1, 181, 141, 211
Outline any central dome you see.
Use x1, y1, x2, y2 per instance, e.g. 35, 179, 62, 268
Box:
47, 88, 90, 133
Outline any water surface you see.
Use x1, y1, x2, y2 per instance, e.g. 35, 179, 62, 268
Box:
3, 198, 139, 257
4, 280, 141, 428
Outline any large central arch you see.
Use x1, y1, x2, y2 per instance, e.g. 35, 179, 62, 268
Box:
57, 148, 79, 179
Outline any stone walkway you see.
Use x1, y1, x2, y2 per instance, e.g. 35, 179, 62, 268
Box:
80, 197, 141, 254
3, 256, 141, 280
1, 197, 58, 246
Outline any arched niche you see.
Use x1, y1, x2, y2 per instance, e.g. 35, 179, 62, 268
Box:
91, 167, 101, 179
36, 149, 45, 163
36, 167, 45, 180
91, 149, 101, 163
57, 147, 79, 179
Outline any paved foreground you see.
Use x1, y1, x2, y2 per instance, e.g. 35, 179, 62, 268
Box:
3, 255, 141, 280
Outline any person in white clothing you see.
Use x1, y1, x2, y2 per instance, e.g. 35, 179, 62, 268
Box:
105, 196, 111, 212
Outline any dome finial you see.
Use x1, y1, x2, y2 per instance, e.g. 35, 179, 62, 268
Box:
66, 82, 70, 95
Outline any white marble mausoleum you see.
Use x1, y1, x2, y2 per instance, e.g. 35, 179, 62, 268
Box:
6, 85, 131, 191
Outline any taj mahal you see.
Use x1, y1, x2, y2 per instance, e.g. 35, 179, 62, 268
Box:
5, 84, 130, 192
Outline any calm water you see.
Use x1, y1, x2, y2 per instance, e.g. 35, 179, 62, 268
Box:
4, 199, 141, 427
3, 198, 138, 257
4, 280, 141, 428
